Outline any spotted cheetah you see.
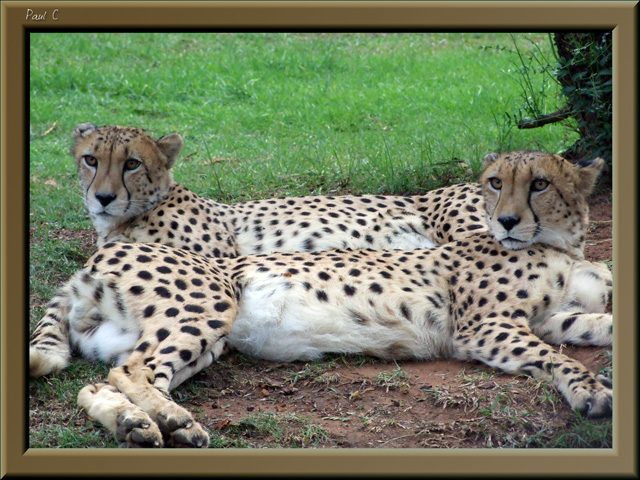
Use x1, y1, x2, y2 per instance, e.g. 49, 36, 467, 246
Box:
30, 151, 612, 448
72, 123, 485, 257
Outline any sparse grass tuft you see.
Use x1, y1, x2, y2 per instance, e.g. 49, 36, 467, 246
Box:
374, 363, 409, 392
213, 412, 330, 448
508, 413, 613, 449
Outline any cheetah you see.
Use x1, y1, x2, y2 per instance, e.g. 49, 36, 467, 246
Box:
29, 151, 613, 448
71, 123, 486, 257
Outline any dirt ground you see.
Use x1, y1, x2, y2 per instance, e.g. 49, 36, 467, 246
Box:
32, 191, 613, 448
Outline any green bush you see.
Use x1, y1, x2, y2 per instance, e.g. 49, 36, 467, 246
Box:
508, 32, 612, 176
554, 32, 612, 172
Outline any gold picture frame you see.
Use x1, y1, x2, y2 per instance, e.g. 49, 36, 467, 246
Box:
2, 1, 636, 476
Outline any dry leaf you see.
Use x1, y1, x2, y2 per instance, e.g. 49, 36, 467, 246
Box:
214, 419, 230, 430
41, 121, 58, 136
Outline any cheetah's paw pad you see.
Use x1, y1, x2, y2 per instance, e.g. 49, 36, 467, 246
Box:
165, 422, 210, 448
584, 389, 613, 419
116, 412, 163, 448
155, 407, 208, 448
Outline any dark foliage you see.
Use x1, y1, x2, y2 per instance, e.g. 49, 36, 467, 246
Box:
553, 33, 612, 173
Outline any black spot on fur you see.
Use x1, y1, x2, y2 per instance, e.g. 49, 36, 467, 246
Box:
208, 320, 225, 329
214, 301, 230, 312
156, 329, 170, 342
344, 284, 357, 296
180, 326, 202, 336
185, 304, 205, 314
562, 316, 577, 331
138, 271, 152, 280
154, 286, 171, 298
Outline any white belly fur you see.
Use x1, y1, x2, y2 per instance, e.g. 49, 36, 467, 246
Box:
228, 271, 453, 362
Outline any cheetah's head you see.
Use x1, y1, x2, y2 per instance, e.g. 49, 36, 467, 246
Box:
480, 150, 604, 258
72, 123, 183, 236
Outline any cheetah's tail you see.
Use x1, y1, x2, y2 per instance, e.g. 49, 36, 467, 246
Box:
29, 286, 74, 377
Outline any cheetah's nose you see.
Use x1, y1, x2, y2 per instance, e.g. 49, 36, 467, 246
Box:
95, 193, 116, 207
498, 215, 520, 232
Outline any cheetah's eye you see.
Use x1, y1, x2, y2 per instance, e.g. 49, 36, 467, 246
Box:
531, 178, 550, 192
83, 155, 97, 167
489, 177, 502, 190
124, 158, 142, 171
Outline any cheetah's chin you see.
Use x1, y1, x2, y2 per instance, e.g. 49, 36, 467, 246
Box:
499, 237, 532, 250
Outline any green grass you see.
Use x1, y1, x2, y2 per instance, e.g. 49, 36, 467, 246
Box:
210, 412, 330, 448
29, 363, 119, 448
30, 32, 575, 229
212, 412, 328, 448
509, 413, 613, 449
29, 32, 589, 449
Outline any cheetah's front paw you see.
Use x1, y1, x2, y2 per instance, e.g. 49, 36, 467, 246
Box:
156, 405, 209, 448
584, 388, 613, 418
165, 422, 210, 448
572, 383, 612, 419
78, 383, 164, 448
116, 412, 163, 448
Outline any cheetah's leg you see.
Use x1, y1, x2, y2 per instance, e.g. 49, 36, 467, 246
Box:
77, 383, 163, 448
563, 260, 613, 314
107, 312, 235, 448
168, 337, 228, 390
586, 261, 613, 304
76, 342, 226, 448
533, 312, 612, 346
78, 338, 227, 448
454, 322, 612, 417
107, 345, 225, 447
29, 287, 73, 377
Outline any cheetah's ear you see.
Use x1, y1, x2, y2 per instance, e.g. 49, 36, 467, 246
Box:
482, 152, 500, 170
574, 157, 605, 196
73, 123, 98, 141
156, 133, 183, 168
